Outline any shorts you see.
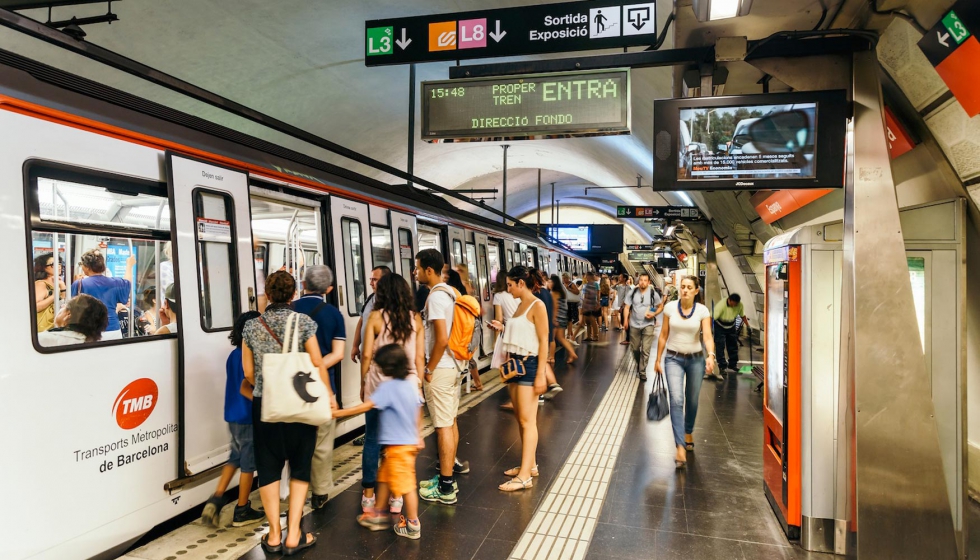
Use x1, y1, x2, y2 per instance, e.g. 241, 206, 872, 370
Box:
583, 309, 600, 317
567, 302, 580, 323
424, 367, 460, 428
251, 397, 317, 486
504, 354, 539, 387
600, 297, 609, 307
227, 422, 256, 473
378, 445, 419, 497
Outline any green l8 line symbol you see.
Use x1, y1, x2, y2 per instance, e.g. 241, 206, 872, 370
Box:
367, 26, 393, 56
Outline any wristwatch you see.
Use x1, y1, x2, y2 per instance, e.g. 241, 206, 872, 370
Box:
424, 366, 431, 376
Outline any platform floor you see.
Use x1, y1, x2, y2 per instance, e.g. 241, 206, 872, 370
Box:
224, 327, 831, 560
131, 327, 843, 560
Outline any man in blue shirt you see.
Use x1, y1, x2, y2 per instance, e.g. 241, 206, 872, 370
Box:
292, 265, 346, 509
71, 249, 135, 339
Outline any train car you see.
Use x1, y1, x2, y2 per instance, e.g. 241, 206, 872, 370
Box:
0, 50, 589, 560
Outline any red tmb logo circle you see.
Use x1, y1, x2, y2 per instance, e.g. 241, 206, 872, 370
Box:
113, 378, 159, 430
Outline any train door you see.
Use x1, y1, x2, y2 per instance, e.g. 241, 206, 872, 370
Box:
464, 231, 479, 289
166, 153, 256, 475
529, 246, 539, 269
330, 197, 371, 415
474, 232, 493, 356
448, 225, 466, 268
390, 211, 418, 289
488, 239, 502, 281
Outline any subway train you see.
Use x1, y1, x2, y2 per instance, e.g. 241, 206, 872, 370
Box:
0, 50, 590, 560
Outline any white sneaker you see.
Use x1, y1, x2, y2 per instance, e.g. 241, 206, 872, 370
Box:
389, 496, 404, 515
570, 339, 580, 347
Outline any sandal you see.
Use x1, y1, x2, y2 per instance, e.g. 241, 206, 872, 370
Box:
685, 434, 695, 452
504, 465, 539, 477
498, 477, 533, 492
261, 533, 283, 554
284, 532, 317, 556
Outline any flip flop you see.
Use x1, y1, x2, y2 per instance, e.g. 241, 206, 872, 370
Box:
284, 532, 317, 556
261, 533, 283, 554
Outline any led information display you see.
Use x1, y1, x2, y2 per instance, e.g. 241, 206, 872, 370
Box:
422, 70, 630, 141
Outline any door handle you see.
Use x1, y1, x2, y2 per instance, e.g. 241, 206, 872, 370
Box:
338, 285, 345, 308
248, 287, 256, 311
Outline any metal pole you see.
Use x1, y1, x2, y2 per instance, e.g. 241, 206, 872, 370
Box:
537, 169, 542, 233
407, 63, 415, 189
556, 198, 560, 225
501, 145, 510, 223
551, 182, 556, 225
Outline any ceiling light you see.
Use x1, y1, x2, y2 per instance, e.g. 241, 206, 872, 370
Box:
692, 0, 753, 22
665, 225, 677, 236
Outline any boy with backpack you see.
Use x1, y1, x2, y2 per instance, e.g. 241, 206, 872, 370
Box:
201, 311, 266, 528
413, 249, 480, 505
334, 344, 423, 539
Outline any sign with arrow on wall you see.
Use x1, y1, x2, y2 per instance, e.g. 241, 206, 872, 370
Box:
917, 0, 980, 117
365, 0, 658, 66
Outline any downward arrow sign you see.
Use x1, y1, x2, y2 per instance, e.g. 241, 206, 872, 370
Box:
938, 30, 950, 47
395, 28, 412, 50
489, 20, 506, 42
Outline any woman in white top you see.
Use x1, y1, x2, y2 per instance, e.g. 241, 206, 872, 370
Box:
654, 276, 717, 468
491, 273, 519, 344
489, 266, 551, 492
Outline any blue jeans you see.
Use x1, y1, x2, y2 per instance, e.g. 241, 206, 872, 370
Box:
362, 409, 380, 489
664, 351, 706, 447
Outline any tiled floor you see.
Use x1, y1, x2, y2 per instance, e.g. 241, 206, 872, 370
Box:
236, 330, 833, 560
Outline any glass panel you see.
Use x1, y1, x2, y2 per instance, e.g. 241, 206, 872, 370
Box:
488, 244, 500, 282
371, 226, 394, 271
478, 244, 490, 301
194, 191, 239, 331
37, 177, 170, 233
765, 263, 787, 422
507, 249, 514, 270
398, 228, 415, 290
342, 218, 366, 315
249, 196, 319, 294
908, 257, 926, 352
418, 228, 441, 253
453, 239, 464, 267
464, 243, 478, 290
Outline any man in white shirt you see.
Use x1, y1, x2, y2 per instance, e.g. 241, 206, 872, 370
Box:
415, 249, 462, 505
623, 273, 663, 381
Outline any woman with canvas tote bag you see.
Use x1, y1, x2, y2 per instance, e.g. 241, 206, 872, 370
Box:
242, 271, 335, 556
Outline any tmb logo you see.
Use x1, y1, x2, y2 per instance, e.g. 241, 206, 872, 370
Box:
113, 378, 158, 430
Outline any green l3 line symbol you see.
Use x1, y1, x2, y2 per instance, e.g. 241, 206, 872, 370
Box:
943, 11, 971, 45
367, 26, 393, 56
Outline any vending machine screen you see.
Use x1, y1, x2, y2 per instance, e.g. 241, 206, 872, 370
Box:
766, 263, 787, 421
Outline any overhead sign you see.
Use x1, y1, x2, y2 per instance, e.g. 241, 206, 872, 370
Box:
617, 206, 702, 220
626, 244, 653, 250
365, 0, 658, 66
917, 1, 980, 117
751, 189, 833, 225
422, 70, 630, 141
884, 106, 915, 160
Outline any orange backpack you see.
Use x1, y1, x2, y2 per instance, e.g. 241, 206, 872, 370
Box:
430, 286, 482, 363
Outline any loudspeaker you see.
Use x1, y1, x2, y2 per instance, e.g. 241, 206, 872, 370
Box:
655, 130, 672, 161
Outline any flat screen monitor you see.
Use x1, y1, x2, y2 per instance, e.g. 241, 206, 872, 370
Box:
547, 226, 590, 252
653, 90, 847, 191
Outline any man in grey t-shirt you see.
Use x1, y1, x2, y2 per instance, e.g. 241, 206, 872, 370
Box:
622, 273, 663, 381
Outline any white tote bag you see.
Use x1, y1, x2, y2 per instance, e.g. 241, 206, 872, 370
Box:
260, 313, 333, 426
491, 331, 508, 370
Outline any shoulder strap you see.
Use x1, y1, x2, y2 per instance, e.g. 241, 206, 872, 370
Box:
258, 316, 283, 347
310, 302, 329, 319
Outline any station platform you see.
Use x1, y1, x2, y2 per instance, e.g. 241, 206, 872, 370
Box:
124, 330, 830, 560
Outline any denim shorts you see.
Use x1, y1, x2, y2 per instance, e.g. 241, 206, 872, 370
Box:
504, 354, 539, 386
228, 422, 256, 473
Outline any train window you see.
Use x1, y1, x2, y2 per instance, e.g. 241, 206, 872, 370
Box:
341, 218, 366, 315
193, 190, 240, 331
464, 243, 478, 290
398, 228, 415, 290
507, 249, 514, 270
417, 227, 441, 254
477, 244, 490, 301
488, 244, 500, 282
26, 163, 174, 351
371, 226, 394, 272
250, 196, 321, 304
452, 239, 464, 268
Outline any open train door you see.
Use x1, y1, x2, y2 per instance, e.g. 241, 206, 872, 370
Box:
329, 196, 371, 419
166, 153, 256, 477
389, 210, 418, 288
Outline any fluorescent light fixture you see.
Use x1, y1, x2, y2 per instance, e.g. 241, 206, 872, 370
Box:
692, 0, 753, 22
665, 225, 677, 236
676, 191, 694, 206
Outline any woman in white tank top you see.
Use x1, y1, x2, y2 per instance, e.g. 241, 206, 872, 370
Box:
489, 266, 551, 492
653, 276, 717, 468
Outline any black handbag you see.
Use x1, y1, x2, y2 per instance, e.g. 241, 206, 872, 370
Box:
646, 372, 669, 421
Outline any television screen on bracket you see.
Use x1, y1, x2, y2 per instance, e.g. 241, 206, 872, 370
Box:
652, 90, 848, 191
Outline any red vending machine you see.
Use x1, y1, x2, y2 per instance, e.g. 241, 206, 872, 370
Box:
763, 243, 802, 539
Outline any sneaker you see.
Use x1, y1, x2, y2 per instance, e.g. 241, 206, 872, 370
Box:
361, 495, 376, 514
639, 373, 648, 381
200, 495, 222, 527
394, 516, 421, 540
538, 395, 545, 405
357, 511, 392, 531
454, 458, 470, 474
570, 339, 580, 347
389, 496, 404, 515
353, 435, 366, 446
419, 474, 458, 492
311, 493, 330, 510
419, 483, 458, 505
231, 501, 266, 527
543, 384, 562, 400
